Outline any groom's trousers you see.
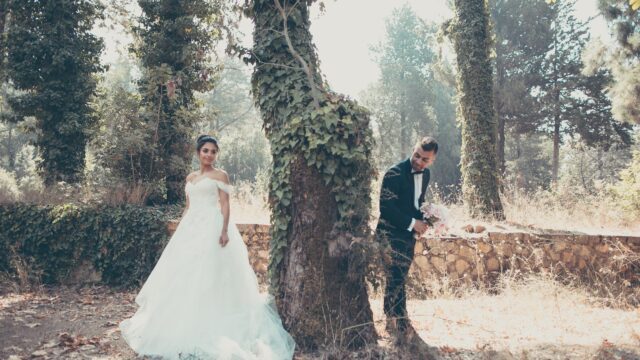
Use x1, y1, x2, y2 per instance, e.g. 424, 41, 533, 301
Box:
383, 234, 416, 330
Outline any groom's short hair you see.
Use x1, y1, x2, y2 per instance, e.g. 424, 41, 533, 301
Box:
416, 136, 438, 154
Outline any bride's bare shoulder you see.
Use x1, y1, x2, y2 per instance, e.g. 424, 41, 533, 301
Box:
208, 169, 229, 184
186, 172, 198, 182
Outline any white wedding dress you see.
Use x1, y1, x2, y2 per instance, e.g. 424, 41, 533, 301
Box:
119, 177, 295, 359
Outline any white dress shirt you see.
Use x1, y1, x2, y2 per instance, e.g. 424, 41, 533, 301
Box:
413, 172, 422, 209
407, 172, 422, 231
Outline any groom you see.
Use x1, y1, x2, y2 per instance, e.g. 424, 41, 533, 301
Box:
376, 136, 438, 342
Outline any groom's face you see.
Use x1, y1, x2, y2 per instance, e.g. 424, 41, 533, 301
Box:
410, 147, 437, 172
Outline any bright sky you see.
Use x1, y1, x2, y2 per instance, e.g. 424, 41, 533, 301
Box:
309, 0, 452, 99
308, 0, 607, 100
100, 0, 608, 100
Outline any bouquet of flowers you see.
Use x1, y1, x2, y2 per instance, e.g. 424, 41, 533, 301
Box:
419, 203, 451, 236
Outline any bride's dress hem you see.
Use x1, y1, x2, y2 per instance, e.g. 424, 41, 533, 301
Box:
119, 178, 295, 360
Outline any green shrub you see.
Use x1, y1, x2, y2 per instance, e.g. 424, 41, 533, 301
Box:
609, 149, 640, 221
0, 203, 170, 287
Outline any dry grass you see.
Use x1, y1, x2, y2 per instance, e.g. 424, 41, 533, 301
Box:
370, 273, 640, 357
500, 184, 640, 236
1, 274, 637, 359
230, 180, 270, 224
2, 179, 640, 358
2, 181, 145, 206
98, 182, 153, 205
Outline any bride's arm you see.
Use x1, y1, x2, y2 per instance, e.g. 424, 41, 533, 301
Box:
180, 174, 193, 222
218, 172, 231, 247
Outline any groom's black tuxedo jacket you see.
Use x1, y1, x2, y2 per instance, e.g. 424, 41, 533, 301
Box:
376, 158, 430, 241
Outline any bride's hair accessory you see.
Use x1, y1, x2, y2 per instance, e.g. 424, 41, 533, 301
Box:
196, 134, 218, 151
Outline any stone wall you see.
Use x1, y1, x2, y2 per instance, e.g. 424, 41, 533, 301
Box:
170, 222, 640, 287
237, 224, 271, 282
412, 232, 640, 285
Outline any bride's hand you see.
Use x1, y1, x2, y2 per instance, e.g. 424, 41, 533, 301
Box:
219, 232, 229, 247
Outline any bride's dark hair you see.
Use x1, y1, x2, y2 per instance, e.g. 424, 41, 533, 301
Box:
196, 134, 218, 151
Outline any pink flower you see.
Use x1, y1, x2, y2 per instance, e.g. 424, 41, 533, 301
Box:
419, 203, 451, 236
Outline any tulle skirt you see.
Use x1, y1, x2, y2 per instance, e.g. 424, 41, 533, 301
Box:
119, 206, 295, 359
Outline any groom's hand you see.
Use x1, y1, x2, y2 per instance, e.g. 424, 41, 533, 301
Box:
413, 220, 429, 235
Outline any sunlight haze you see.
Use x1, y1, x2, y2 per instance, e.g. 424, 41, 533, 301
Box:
309, 0, 606, 100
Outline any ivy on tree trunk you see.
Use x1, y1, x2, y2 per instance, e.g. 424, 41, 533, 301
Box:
447, 0, 505, 219
6, 0, 104, 185
248, 0, 377, 350
133, 0, 221, 204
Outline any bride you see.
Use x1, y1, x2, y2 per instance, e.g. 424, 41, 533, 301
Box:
119, 135, 295, 359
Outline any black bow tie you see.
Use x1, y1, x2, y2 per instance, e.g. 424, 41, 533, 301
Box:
412, 171, 422, 175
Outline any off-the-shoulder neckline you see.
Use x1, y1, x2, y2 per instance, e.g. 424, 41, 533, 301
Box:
186, 177, 230, 187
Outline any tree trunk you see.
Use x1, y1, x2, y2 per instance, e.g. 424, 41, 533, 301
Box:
6, 123, 15, 169
250, 0, 376, 351
399, 72, 410, 158
497, 112, 506, 176
0, 0, 7, 81
514, 132, 525, 189
552, 109, 560, 184
449, 0, 505, 219
494, 46, 506, 177
400, 110, 409, 157
551, 16, 560, 185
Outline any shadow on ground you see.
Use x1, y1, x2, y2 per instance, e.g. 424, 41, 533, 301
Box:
1, 286, 638, 359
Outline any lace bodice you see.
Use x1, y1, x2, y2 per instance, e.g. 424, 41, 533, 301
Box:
185, 177, 231, 211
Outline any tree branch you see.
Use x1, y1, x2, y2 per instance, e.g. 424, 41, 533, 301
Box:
273, 0, 322, 109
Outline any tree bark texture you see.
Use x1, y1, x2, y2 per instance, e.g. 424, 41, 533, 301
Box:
250, 0, 376, 351
450, 0, 505, 219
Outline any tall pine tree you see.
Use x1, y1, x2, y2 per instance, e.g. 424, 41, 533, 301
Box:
490, 0, 554, 175
540, 0, 631, 183
594, 0, 640, 124
133, 0, 222, 204
6, 0, 104, 185
366, 5, 460, 193
372, 5, 438, 158
447, 0, 504, 219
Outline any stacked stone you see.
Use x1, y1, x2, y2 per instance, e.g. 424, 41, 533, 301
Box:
411, 232, 640, 285
168, 222, 640, 287
236, 224, 271, 275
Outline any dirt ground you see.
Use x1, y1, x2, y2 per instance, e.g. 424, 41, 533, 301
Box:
1, 285, 639, 360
